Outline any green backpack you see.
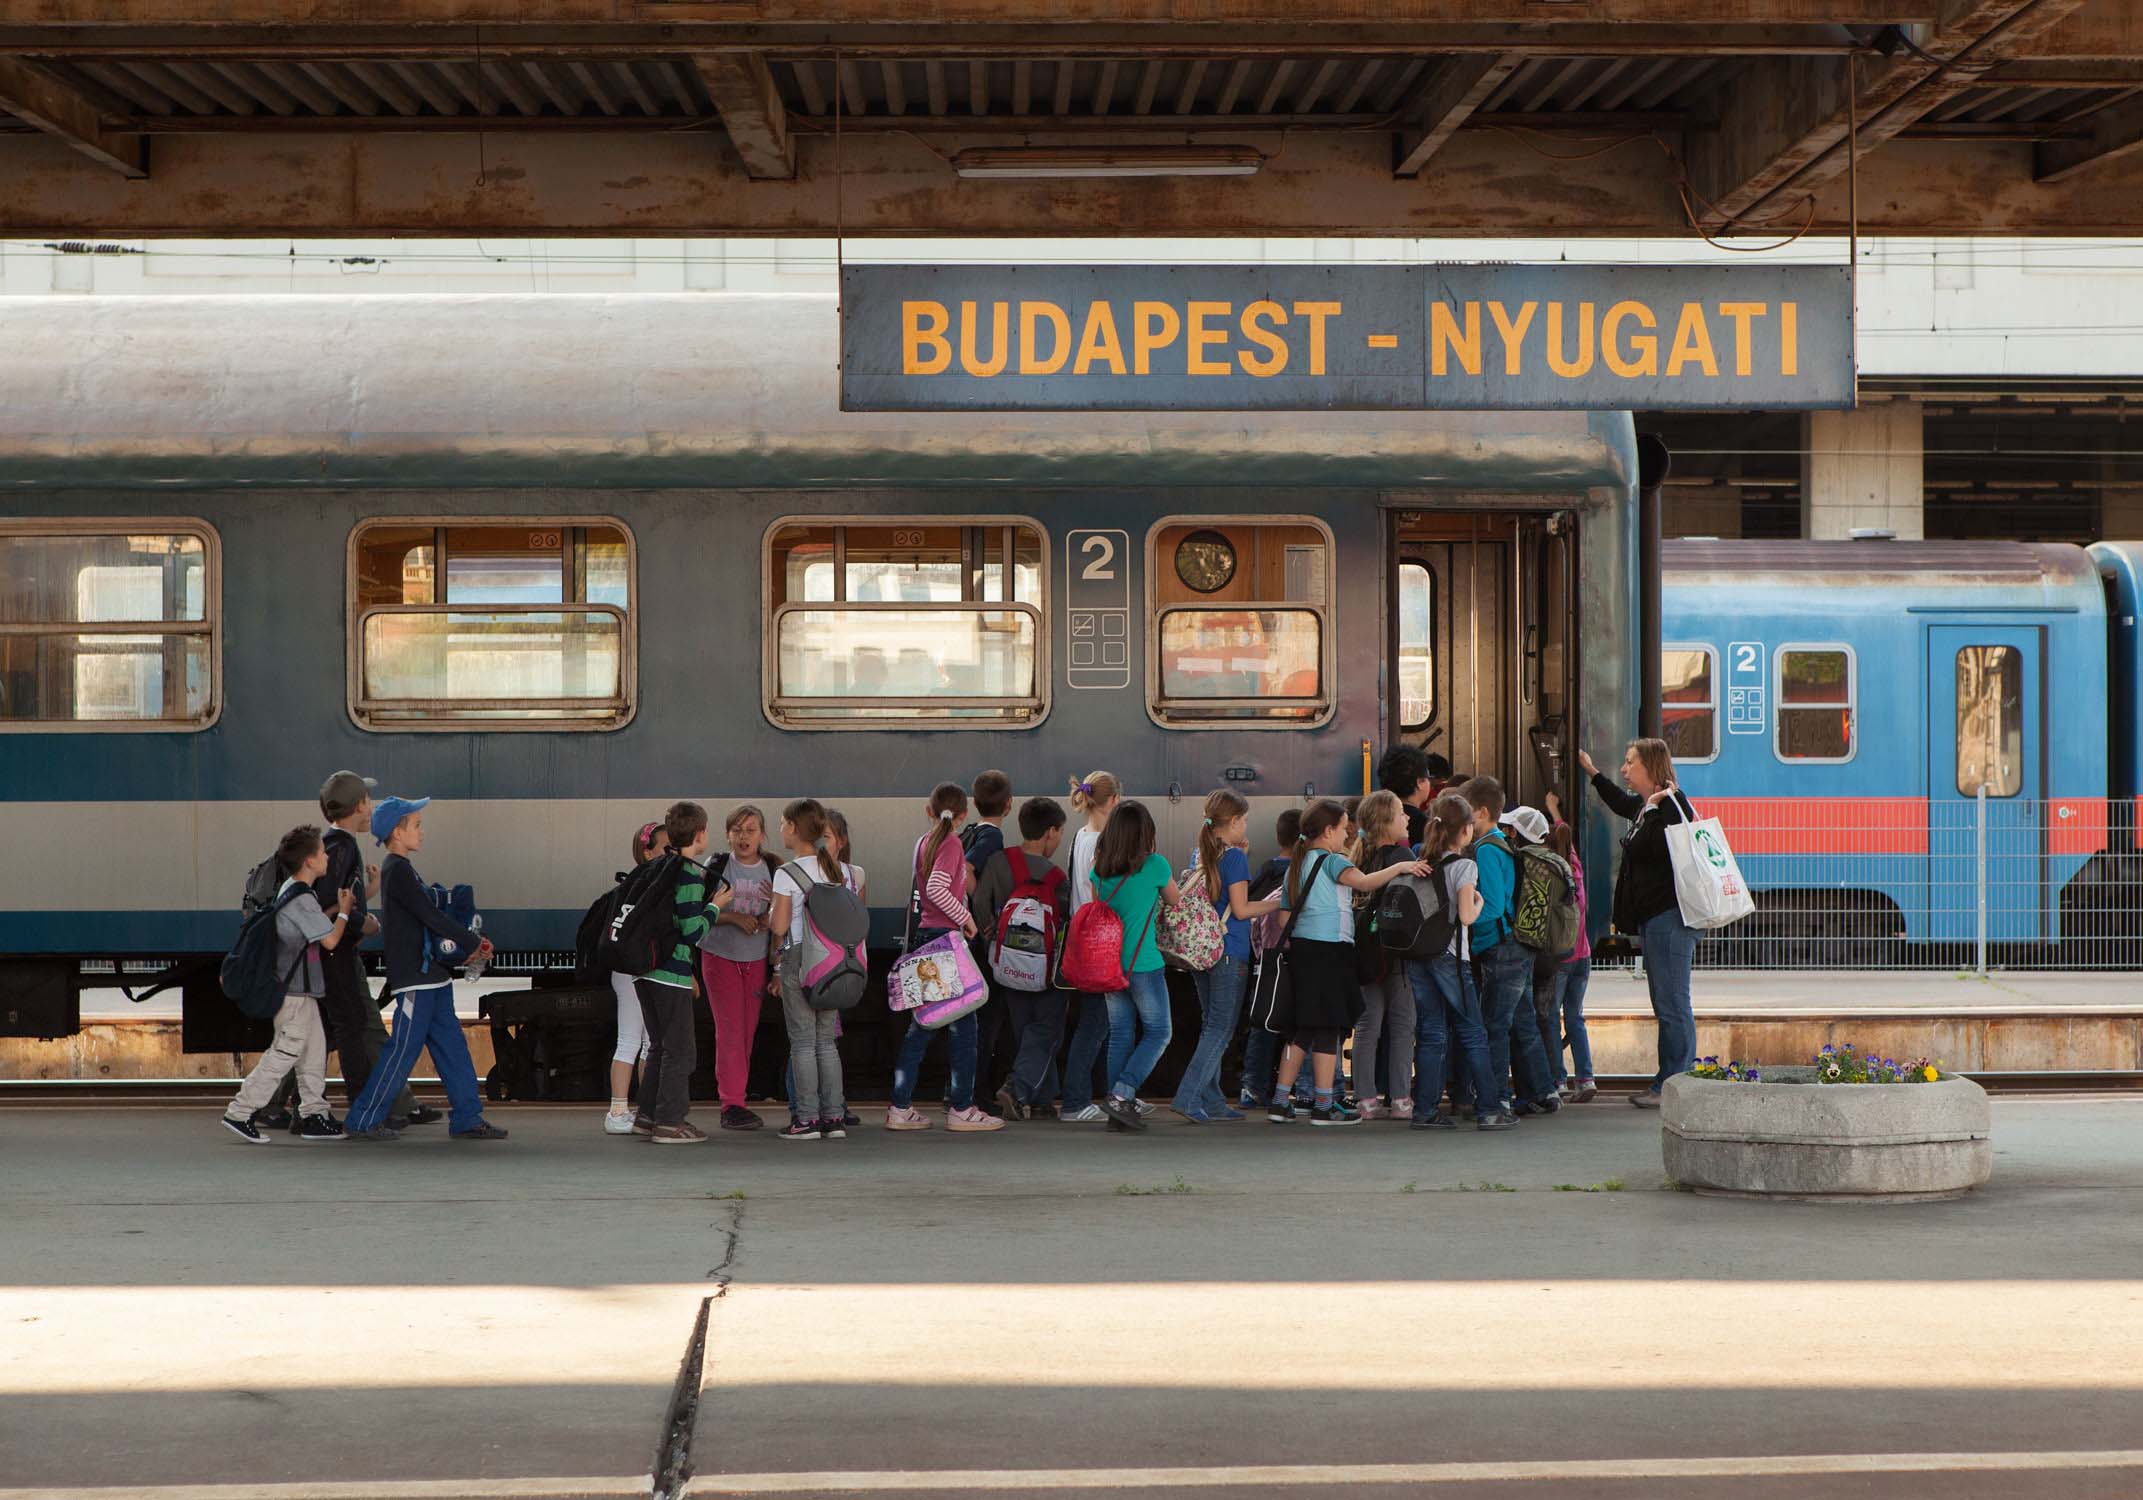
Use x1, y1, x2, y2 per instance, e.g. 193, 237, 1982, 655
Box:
1511, 845, 1580, 959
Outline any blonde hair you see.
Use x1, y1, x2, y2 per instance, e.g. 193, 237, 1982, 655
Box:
1425, 793, 1474, 859
1068, 770, 1121, 815
1355, 789, 1404, 865
1197, 789, 1249, 902
724, 804, 765, 836
1629, 737, 1677, 794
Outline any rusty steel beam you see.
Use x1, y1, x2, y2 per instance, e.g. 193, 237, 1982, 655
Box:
0, 55, 144, 175
1688, 0, 2091, 230
2035, 87, 2143, 177
2025, 0, 2143, 59
692, 50, 793, 177
1393, 53, 1522, 175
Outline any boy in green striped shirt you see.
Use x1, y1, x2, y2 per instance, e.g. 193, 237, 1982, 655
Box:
636, 801, 729, 1144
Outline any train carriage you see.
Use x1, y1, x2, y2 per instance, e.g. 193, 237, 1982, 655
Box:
0, 292, 1640, 1044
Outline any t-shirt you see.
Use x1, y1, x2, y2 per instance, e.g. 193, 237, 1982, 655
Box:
1442, 855, 1479, 959
273, 880, 336, 997
1282, 851, 1354, 944
1201, 845, 1254, 961
963, 821, 1006, 879
771, 859, 860, 947
1092, 851, 1172, 975
1069, 826, 1102, 913
700, 854, 773, 961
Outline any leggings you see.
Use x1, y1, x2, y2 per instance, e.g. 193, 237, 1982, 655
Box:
610, 970, 653, 1065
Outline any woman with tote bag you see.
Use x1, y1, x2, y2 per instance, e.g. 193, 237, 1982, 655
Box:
1577, 737, 1699, 1110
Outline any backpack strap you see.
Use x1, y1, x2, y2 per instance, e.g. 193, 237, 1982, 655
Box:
1006, 846, 1030, 887
1270, 852, 1330, 956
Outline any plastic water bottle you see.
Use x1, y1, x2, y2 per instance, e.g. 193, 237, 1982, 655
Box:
462, 914, 487, 978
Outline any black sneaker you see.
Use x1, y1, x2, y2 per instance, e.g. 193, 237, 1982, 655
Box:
777, 1119, 822, 1141
841, 1110, 861, 1128
1531, 1095, 1563, 1115
818, 1117, 847, 1140
221, 1114, 268, 1144
451, 1121, 509, 1140
1512, 1099, 1542, 1118
403, 1105, 444, 1126
721, 1105, 765, 1132
251, 1107, 293, 1132
1310, 1104, 1361, 1127
349, 1124, 402, 1141
297, 1114, 346, 1142
1409, 1112, 1459, 1131
994, 1082, 1027, 1122
1477, 1112, 1518, 1132
1097, 1095, 1147, 1131
1267, 1097, 1298, 1123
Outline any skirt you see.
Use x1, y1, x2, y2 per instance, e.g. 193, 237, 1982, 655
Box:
1270, 938, 1366, 1034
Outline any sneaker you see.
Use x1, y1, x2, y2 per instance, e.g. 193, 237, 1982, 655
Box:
603, 1109, 636, 1135
221, 1114, 268, 1144
1237, 1090, 1263, 1111
1391, 1097, 1414, 1120
402, 1105, 443, 1126
721, 1105, 765, 1132
1132, 1097, 1157, 1117
1213, 1104, 1246, 1121
1512, 1100, 1542, 1118
1409, 1111, 1459, 1131
1328, 1096, 1360, 1122
947, 1106, 1006, 1133
994, 1082, 1027, 1122
1310, 1103, 1361, 1127
1534, 1095, 1562, 1114
1097, 1095, 1146, 1131
1356, 1097, 1385, 1122
452, 1120, 509, 1140
251, 1107, 293, 1132
1170, 1105, 1216, 1125
778, 1119, 822, 1141
632, 1115, 656, 1138
1059, 1104, 1107, 1123
297, 1114, 346, 1142
650, 1122, 707, 1144
1477, 1111, 1518, 1132
1630, 1090, 1663, 1110
818, 1117, 847, 1140
1571, 1079, 1599, 1104
349, 1124, 401, 1141
841, 1110, 861, 1128
883, 1106, 932, 1131
1267, 1097, 1298, 1123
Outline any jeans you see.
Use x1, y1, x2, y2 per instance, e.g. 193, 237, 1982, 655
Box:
1241, 1026, 1281, 1105
1060, 992, 1108, 1111
1409, 953, 1498, 1122
1531, 954, 1566, 1087
1174, 955, 1247, 1114
777, 946, 844, 1122
348, 982, 486, 1134
1004, 990, 1066, 1106
1351, 965, 1417, 1102
1477, 942, 1554, 1109
1641, 909, 1698, 1091
891, 1011, 979, 1111
633, 978, 698, 1128
1104, 968, 1173, 1100
269, 952, 416, 1117
1557, 957, 1595, 1080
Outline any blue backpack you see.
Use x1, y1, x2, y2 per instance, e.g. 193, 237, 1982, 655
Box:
219, 881, 309, 1020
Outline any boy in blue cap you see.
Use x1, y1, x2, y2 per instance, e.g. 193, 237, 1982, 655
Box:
344, 795, 507, 1141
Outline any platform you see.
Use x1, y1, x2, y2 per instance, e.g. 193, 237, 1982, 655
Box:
2, 1098, 2142, 1499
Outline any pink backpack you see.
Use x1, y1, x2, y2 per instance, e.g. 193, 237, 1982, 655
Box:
890, 931, 990, 1030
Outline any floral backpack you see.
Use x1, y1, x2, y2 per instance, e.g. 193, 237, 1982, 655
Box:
1156, 864, 1226, 973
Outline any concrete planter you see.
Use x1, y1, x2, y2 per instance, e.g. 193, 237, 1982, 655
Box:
1661, 1067, 1992, 1202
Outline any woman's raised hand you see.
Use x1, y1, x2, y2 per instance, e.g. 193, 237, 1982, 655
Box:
1576, 748, 1597, 777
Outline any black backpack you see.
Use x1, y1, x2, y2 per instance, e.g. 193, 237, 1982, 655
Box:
596, 853, 687, 976
219, 882, 309, 1020
239, 854, 282, 920
1376, 854, 1459, 960
572, 874, 630, 985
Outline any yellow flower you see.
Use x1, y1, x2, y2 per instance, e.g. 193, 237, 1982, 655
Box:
1922, 1065, 1939, 1082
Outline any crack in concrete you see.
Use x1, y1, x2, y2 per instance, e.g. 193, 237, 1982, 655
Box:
651, 1201, 742, 1500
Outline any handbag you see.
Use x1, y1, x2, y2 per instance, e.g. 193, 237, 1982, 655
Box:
1245, 853, 1328, 1036
1661, 791, 1755, 931
1156, 865, 1226, 973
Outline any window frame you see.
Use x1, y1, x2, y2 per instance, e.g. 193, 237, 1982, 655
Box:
1772, 641, 1857, 765
1660, 641, 1720, 766
759, 513, 1052, 733
0, 517, 222, 734
1397, 558, 1436, 733
1145, 513, 1337, 732
345, 515, 638, 734
1953, 643, 2023, 799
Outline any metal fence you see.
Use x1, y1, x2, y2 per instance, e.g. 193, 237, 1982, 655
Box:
1606, 794, 2143, 972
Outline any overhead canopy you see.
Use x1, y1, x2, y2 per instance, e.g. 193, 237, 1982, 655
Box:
2, 2, 2143, 236
0, 292, 1636, 490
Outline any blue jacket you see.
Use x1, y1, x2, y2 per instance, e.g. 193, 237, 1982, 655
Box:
1470, 830, 1516, 954
380, 853, 480, 993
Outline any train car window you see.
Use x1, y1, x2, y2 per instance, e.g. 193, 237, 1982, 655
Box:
765, 519, 1046, 727
1148, 518, 1334, 728
349, 520, 634, 731
1775, 645, 1855, 762
1399, 562, 1434, 730
0, 523, 218, 730
1661, 645, 1717, 763
1955, 645, 2022, 797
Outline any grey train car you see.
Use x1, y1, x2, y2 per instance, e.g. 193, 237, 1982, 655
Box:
0, 293, 1639, 1057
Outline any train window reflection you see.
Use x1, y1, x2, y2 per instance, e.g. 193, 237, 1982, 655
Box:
1956, 645, 2022, 797
1776, 646, 1854, 762
766, 519, 1048, 728
0, 525, 218, 730
1157, 610, 1324, 720
1399, 563, 1433, 730
350, 519, 634, 731
1662, 646, 1717, 762
1149, 518, 1333, 728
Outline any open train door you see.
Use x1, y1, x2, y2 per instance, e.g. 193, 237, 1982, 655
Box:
1927, 626, 2044, 946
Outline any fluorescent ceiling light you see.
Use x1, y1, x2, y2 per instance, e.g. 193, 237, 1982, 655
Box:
951, 145, 1264, 179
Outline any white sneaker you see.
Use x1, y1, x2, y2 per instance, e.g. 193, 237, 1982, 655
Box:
1059, 1104, 1107, 1123
603, 1109, 635, 1136
1132, 1097, 1157, 1117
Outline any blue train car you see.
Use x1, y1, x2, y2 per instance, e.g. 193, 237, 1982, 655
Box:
0, 293, 1640, 1037
1662, 539, 2117, 960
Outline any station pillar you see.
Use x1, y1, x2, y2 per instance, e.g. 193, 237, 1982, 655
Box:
1801, 399, 1925, 539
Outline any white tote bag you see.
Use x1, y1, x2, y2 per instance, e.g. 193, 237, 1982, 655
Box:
1663, 794, 1755, 930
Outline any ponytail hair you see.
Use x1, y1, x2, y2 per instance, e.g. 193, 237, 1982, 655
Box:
1197, 789, 1249, 901
630, 821, 663, 866
784, 797, 841, 883
1546, 819, 1576, 864
1424, 792, 1473, 859
1287, 798, 1347, 911
919, 781, 968, 878
1068, 769, 1121, 815
825, 807, 852, 865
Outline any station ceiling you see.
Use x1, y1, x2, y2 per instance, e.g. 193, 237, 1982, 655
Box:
2, 2, 2142, 237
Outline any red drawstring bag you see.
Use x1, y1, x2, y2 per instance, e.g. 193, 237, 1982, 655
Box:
1058, 870, 1153, 993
